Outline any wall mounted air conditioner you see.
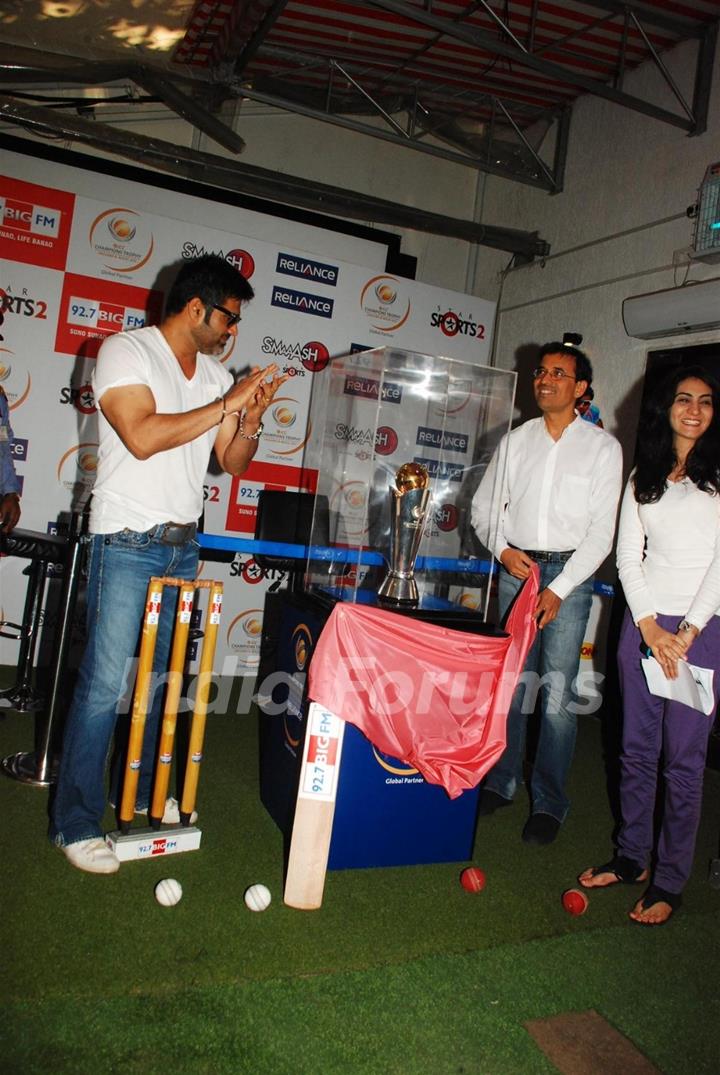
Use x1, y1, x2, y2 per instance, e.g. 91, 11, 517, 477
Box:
622, 278, 720, 340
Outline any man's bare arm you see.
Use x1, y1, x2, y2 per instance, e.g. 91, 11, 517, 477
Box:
99, 366, 276, 460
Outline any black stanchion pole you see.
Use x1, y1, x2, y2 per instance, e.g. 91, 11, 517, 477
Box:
1, 512, 85, 786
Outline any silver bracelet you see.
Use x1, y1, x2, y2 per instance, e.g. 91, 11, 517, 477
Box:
215, 396, 227, 425
237, 413, 264, 440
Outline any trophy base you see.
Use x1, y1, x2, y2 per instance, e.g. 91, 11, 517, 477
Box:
377, 574, 419, 607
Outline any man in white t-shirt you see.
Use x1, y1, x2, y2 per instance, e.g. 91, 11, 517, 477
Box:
51, 255, 287, 873
471, 340, 622, 845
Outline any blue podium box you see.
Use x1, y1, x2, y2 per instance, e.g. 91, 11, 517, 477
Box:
258, 592, 480, 870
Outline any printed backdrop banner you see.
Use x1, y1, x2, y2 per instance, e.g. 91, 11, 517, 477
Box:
0, 149, 496, 674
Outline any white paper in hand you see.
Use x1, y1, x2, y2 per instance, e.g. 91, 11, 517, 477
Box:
641, 657, 715, 716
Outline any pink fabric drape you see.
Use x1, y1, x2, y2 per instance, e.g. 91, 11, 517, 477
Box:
308, 566, 539, 798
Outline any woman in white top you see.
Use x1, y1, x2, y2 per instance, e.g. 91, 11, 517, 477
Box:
579, 365, 720, 925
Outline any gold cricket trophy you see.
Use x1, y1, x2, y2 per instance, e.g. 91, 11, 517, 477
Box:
377, 462, 431, 607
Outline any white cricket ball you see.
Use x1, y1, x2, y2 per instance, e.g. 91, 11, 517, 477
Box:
244, 883, 272, 912
155, 878, 183, 907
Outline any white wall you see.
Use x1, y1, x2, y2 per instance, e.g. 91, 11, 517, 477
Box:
480, 35, 720, 468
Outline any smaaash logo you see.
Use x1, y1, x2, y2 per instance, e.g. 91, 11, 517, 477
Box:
181, 243, 256, 280
260, 336, 330, 374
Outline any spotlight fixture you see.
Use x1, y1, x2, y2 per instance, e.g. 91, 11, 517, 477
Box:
562, 332, 583, 348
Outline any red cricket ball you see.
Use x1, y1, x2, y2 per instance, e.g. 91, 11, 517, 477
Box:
562, 888, 589, 916
460, 867, 486, 893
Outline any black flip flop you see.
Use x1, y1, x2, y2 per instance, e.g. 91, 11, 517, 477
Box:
630, 884, 682, 926
578, 854, 647, 889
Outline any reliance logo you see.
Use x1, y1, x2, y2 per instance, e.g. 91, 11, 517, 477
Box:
271, 286, 334, 319
276, 253, 338, 286
416, 426, 469, 453
415, 457, 465, 483
343, 375, 403, 404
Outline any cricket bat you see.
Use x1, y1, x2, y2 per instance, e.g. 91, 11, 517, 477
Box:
283, 701, 346, 910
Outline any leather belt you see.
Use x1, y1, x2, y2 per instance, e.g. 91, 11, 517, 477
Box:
152, 521, 197, 546
518, 547, 574, 563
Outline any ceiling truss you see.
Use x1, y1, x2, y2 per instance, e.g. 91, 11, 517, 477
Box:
0, 1, 717, 261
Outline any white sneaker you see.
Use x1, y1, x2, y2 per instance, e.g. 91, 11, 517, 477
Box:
63, 837, 120, 875
136, 797, 198, 825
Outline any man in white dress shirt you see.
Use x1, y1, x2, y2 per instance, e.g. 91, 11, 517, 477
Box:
471, 340, 622, 844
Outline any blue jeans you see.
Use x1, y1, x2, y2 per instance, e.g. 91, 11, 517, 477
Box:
50, 528, 199, 847
483, 560, 593, 822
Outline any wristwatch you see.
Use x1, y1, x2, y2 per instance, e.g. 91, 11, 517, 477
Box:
677, 619, 698, 635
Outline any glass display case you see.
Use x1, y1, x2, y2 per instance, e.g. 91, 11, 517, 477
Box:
302, 346, 515, 620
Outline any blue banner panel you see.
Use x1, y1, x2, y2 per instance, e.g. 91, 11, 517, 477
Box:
259, 594, 479, 870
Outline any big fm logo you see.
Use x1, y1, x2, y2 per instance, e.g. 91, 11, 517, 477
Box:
181, 242, 255, 279
360, 274, 411, 334
56, 273, 164, 360
271, 287, 334, 319
1, 196, 59, 237
260, 336, 330, 374
430, 308, 486, 339
276, 253, 338, 286
89, 208, 155, 274
67, 298, 146, 332
343, 374, 403, 404
0, 178, 74, 271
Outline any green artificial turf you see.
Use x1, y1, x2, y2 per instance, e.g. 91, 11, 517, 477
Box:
1, 676, 719, 1073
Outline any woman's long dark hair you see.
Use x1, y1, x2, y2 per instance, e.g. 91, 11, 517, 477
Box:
633, 364, 720, 504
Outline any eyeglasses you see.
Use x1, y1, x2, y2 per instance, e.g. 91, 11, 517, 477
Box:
532, 366, 577, 381
211, 303, 242, 328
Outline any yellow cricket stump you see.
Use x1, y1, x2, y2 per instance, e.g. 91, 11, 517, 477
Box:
148, 582, 195, 828
179, 580, 223, 825
117, 577, 223, 835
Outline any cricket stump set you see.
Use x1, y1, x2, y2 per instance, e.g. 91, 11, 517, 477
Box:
105, 576, 223, 862
104, 573, 342, 908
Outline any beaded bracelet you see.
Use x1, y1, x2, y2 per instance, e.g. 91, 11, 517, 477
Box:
237, 412, 264, 440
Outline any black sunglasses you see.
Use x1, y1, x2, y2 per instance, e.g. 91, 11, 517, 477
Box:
210, 303, 242, 328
